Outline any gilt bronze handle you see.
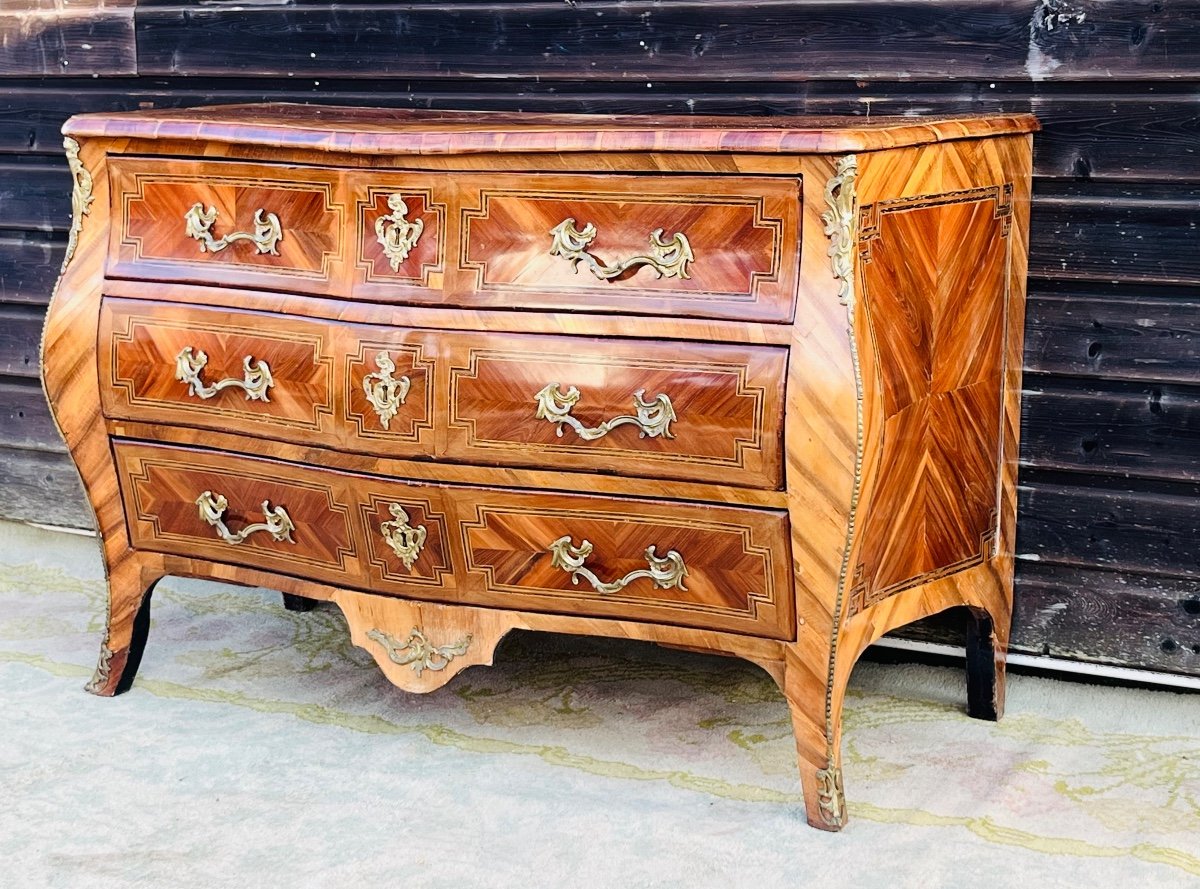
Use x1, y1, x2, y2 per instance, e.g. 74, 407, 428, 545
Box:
175, 346, 274, 402
195, 491, 296, 546
547, 536, 688, 595
548, 218, 693, 280
184, 203, 283, 255
533, 384, 676, 441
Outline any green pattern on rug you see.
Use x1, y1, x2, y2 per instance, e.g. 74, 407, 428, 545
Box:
0, 520, 1197, 887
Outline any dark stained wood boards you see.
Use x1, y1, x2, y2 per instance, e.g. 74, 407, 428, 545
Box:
129, 2, 1200, 82
0, 1, 135, 77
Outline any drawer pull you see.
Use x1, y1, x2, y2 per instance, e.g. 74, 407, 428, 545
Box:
549, 218, 694, 281
379, 503, 427, 570
184, 203, 283, 256
534, 383, 676, 441
175, 347, 275, 402
548, 536, 688, 595
366, 627, 472, 676
195, 490, 296, 546
374, 194, 425, 270
362, 351, 411, 429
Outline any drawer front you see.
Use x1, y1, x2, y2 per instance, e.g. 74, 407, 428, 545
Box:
101, 299, 438, 458
453, 487, 794, 638
454, 174, 800, 322
116, 442, 793, 639
109, 157, 346, 294
349, 172, 449, 301
116, 442, 360, 584
101, 299, 778, 484
101, 299, 337, 435
445, 332, 787, 489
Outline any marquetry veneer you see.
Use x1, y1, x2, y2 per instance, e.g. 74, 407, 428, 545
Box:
43, 105, 1035, 831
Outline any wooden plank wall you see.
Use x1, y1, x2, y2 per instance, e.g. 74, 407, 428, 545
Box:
0, 1, 1197, 676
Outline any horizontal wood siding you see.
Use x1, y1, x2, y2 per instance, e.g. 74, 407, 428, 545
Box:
0, 305, 46, 378
0, 448, 88, 529
0, 3, 1197, 676
900, 562, 1200, 675
0, 379, 62, 452
1022, 380, 1199, 481
0, 231, 62, 304
1013, 563, 1200, 675
1025, 289, 1198, 383
0, 1, 135, 77
128, 2, 1200, 81
1017, 477, 1200, 577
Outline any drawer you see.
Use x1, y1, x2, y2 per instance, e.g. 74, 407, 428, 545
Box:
444, 332, 787, 489
452, 173, 800, 322
109, 157, 346, 294
101, 298, 780, 486
101, 299, 337, 435
100, 299, 437, 458
116, 442, 362, 587
115, 442, 794, 639
451, 486, 794, 639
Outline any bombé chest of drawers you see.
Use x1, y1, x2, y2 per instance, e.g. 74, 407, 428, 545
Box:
43, 105, 1035, 831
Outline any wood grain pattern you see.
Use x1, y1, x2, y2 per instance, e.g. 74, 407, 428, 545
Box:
102, 277, 796, 346
117, 441, 357, 580
853, 185, 1012, 611
8, 76, 1194, 684
102, 298, 446, 460
455, 487, 793, 639
1030, 181, 1200, 286
101, 416, 791, 512
342, 337, 436, 448
0, 79, 1185, 180
41, 107, 1033, 832
351, 173, 447, 298
808, 132, 1032, 826
359, 489, 455, 593
111, 440, 794, 639
456, 173, 799, 322
1024, 290, 1200, 384
64, 104, 1038, 155
0, 231, 63, 306
109, 156, 346, 294
0, 379, 64, 452
102, 299, 336, 435
1021, 379, 1200, 481
40, 135, 171, 700
444, 331, 787, 489
0, 1, 134, 77
101, 299, 783, 488
0, 304, 45, 378
329, 589, 787, 696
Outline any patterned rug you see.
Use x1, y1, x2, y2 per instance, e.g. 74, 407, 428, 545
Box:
0, 518, 1197, 888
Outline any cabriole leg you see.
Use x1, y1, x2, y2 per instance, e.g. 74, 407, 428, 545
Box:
86, 556, 163, 697
779, 648, 848, 831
